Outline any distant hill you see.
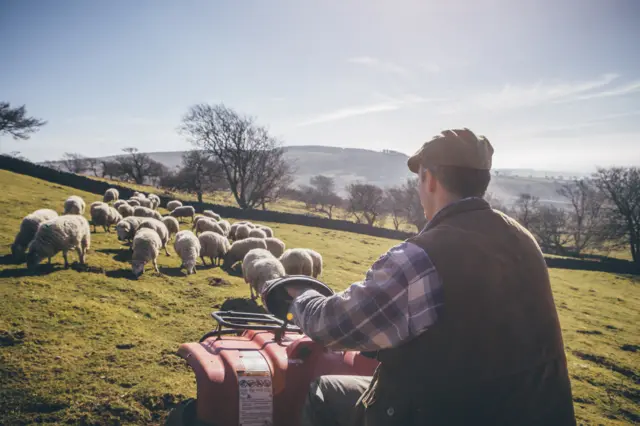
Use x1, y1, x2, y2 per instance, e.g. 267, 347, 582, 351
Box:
50, 146, 584, 206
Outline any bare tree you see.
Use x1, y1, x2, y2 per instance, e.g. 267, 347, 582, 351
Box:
557, 179, 607, 255
300, 175, 343, 218
116, 147, 166, 184
593, 167, 640, 264
0, 102, 47, 140
61, 152, 89, 174
484, 192, 509, 213
528, 206, 571, 254
86, 158, 100, 177
346, 182, 385, 226
400, 178, 427, 232
384, 187, 406, 230
514, 193, 540, 229
179, 103, 294, 209
160, 150, 225, 202
101, 160, 123, 180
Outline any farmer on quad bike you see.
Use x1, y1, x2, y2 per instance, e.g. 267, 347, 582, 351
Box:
276, 128, 577, 426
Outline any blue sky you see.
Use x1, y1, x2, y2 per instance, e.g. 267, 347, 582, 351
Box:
1, 0, 639, 171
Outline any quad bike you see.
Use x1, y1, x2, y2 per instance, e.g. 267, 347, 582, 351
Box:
166, 276, 379, 426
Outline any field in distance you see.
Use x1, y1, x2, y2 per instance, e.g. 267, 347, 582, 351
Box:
0, 169, 637, 425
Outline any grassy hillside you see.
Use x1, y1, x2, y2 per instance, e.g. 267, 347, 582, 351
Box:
0, 169, 638, 425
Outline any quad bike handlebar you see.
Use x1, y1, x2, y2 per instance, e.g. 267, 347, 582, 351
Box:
261, 275, 335, 321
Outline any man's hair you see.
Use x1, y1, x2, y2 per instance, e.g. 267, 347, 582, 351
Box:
422, 165, 491, 198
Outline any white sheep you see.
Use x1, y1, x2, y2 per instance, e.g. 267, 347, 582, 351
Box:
234, 224, 251, 240
90, 201, 107, 218
171, 206, 196, 223
236, 221, 256, 229
279, 248, 314, 277
63, 195, 86, 215
257, 225, 274, 238
191, 215, 205, 230
242, 248, 284, 300
303, 248, 323, 278
264, 237, 286, 258
131, 227, 161, 277
174, 230, 201, 275
198, 231, 231, 266
103, 188, 119, 203
26, 215, 91, 269
223, 237, 268, 269
133, 206, 163, 221
113, 200, 128, 210
162, 216, 180, 239
127, 199, 141, 207
166, 200, 182, 211
11, 208, 59, 259
91, 203, 122, 233
116, 216, 144, 243
195, 217, 224, 236
137, 218, 170, 256
248, 228, 267, 239
118, 204, 134, 218
132, 197, 153, 208
203, 210, 221, 221
147, 193, 161, 210
133, 191, 146, 199
217, 220, 231, 236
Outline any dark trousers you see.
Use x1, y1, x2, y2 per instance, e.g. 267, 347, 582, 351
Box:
300, 375, 372, 426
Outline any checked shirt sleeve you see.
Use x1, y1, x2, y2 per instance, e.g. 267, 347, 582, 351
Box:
289, 241, 444, 352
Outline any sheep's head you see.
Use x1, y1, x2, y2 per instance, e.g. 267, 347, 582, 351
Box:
11, 243, 24, 260
131, 260, 146, 278
184, 259, 197, 275
26, 248, 42, 270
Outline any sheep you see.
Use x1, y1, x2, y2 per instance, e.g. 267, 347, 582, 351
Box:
223, 237, 268, 269
113, 200, 128, 209
195, 217, 224, 236
171, 206, 196, 223
242, 248, 284, 300
174, 230, 201, 275
279, 248, 314, 277
103, 188, 119, 203
137, 218, 170, 256
147, 193, 161, 210
133, 191, 146, 199
248, 228, 267, 239
191, 215, 205, 230
234, 224, 251, 241
257, 225, 274, 238
229, 223, 240, 240
63, 195, 86, 215
89, 201, 108, 222
131, 228, 161, 277
11, 209, 59, 259
127, 199, 141, 207
264, 237, 286, 258
203, 210, 221, 221
91, 204, 122, 233
132, 197, 153, 208
217, 219, 231, 236
166, 200, 182, 211
26, 215, 91, 269
117, 204, 134, 218
198, 231, 231, 266
303, 248, 323, 278
236, 221, 256, 229
116, 216, 144, 243
134, 206, 163, 221
162, 216, 180, 239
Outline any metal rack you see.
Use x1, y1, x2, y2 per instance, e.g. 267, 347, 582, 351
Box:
199, 310, 302, 342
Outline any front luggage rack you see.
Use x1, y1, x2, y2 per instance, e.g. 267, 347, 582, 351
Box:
199, 310, 302, 342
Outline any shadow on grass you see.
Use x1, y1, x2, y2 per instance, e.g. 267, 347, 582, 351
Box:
218, 297, 267, 314
160, 267, 192, 278
105, 268, 137, 281
0, 264, 61, 278
96, 248, 131, 263
0, 254, 21, 265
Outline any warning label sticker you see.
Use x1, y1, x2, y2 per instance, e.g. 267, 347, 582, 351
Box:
238, 352, 273, 426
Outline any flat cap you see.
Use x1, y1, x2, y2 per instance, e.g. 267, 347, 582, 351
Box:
407, 128, 494, 173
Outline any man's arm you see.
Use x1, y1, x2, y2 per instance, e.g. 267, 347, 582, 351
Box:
285, 242, 444, 352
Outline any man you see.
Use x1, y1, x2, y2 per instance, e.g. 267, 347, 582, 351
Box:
270, 128, 576, 426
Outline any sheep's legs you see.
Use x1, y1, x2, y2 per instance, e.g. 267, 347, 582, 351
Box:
249, 284, 256, 300
201, 256, 207, 266
76, 247, 85, 265
164, 245, 171, 256
153, 258, 159, 273
210, 257, 214, 266
63, 250, 69, 269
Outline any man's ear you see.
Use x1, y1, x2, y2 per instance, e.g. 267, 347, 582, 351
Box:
426, 169, 438, 193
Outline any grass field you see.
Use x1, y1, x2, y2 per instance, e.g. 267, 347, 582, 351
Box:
0, 169, 638, 425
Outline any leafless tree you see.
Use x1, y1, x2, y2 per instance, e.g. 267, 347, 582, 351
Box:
384, 187, 406, 230
61, 152, 89, 174
346, 182, 385, 226
100, 160, 123, 180
179, 103, 294, 210
299, 175, 343, 218
514, 193, 540, 229
593, 167, 640, 265
116, 147, 166, 184
86, 158, 100, 177
400, 178, 427, 232
0, 102, 47, 140
528, 206, 571, 254
557, 179, 607, 255
161, 150, 225, 202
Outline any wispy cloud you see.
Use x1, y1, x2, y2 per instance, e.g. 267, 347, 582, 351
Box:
347, 56, 410, 77
562, 80, 640, 102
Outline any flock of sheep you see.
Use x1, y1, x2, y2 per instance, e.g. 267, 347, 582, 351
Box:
10, 188, 323, 300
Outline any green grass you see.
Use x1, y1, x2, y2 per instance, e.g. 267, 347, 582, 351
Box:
0, 169, 638, 425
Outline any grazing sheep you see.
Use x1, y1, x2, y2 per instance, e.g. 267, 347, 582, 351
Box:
113, 200, 128, 210
166, 200, 182, 211
195, 217, 224, 236
234, 224, 251, 241
242, 248, 283, 300
131, 228, 161, 277
203, 210, 221, 221
162, 216, 180, 238
229, 223, 240, 240
264, 237, 286, 258
90, 201, 107, 217
26, 215, 91, 269
217, 220, 231, 236
279, 248, 314, 277
198, 232, 231, 266
132, 197, 153, 208
236, 221, 257, 229
257, 225, 274, 238
223, 237, 268, 269
303, 248, 323, 278
248, 228, 267, 239
127, 199, 141, 207
63, 195, 86, 215
191, 214, 205, 230
133, 191, 146, 199
91, 204, 122, 233
117, 204, 134, 218
134, 206, 162, 221
116, 216, 144, 243
171, 206, 196, 223
174, 230, 201, 275
11, 209, 59, 259
103, 188, 119, 203
147, 193, 161, 210
137, 218, 170, 256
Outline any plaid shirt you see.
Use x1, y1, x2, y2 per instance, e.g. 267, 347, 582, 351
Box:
289, 241, 444, 352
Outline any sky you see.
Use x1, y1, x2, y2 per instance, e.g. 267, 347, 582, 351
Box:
1, 0, 639, 172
